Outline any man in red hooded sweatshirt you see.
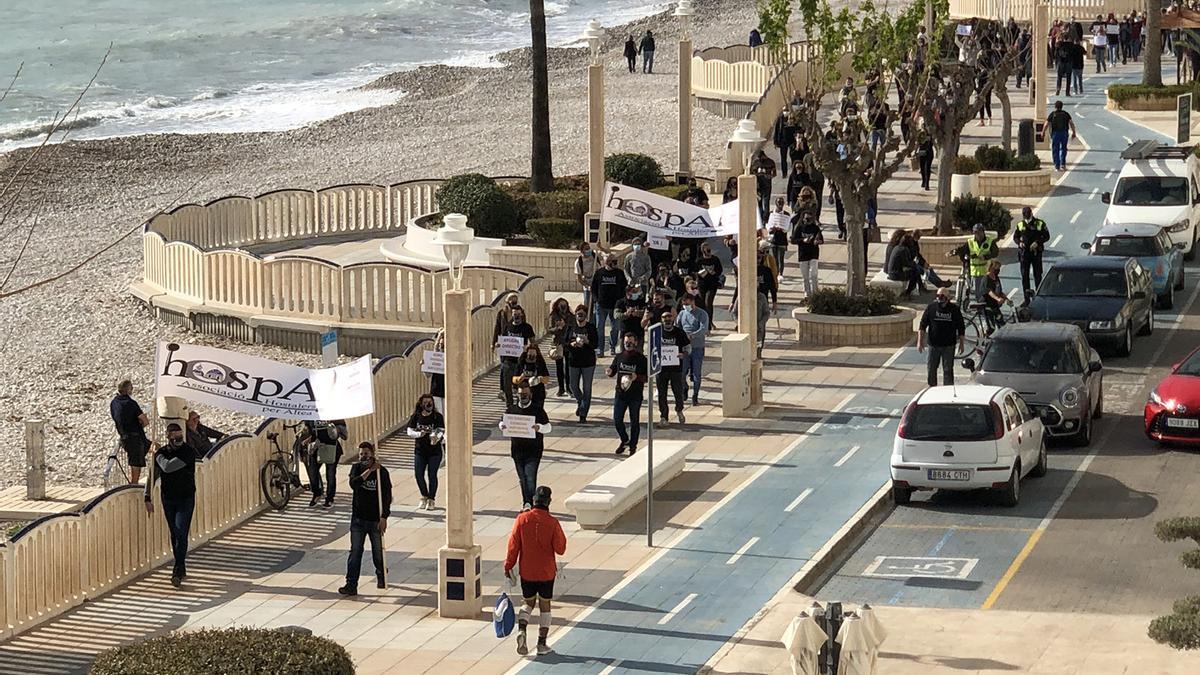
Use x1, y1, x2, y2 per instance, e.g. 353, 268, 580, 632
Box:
504, 485, 567, 656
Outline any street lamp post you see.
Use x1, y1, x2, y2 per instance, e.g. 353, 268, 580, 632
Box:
583, 19, 607, 248
431, 213, 482, 619
674, 0, 696, 180
721, 120, 765, 415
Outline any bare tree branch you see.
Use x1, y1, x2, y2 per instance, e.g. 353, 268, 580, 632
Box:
0, 61, 22, 103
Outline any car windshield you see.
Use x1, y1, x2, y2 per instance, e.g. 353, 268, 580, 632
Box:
1178, 350, 1200, 376
982, 340, 1081, 374
1036, 268, 1128, 297
1112, 176, 1189, 206
1092, 236, 1160, 257
906, 404, 996, 441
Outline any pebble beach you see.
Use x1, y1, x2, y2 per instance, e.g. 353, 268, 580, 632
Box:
0, 1, 759, 489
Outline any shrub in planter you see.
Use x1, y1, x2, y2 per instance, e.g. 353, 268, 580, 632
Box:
90, 627, 354, 675
526, 218, 578, 249
953, 155, 981, 175
1108, 82, 1200, 107
435, 173, 521, 239
530, 190, 589, 223
807, 287, 899, 317
604, 153, 665, 189
974, 144, 1012, 171
952, 193, 1012, 238
1009, 153, 1041, 171
649, 185, 686, 200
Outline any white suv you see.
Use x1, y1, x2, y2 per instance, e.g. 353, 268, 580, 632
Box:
1102, 141, 1200, 260
890, 385, 1046, 507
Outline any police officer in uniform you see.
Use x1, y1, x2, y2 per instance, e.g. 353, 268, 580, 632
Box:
963, 223, 998, 301
1014, 206, 1050, 302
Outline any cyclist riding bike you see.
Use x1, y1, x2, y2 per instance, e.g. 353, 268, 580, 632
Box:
980, 259, 1012, 333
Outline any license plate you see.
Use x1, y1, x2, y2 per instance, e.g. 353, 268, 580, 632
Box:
1166, 417, 1200, 429
928, 469, 971, 481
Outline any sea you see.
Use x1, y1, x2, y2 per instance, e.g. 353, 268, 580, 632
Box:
0, 0, 665, 151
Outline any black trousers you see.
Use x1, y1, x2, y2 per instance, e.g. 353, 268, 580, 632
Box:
1020, 252, 1044, 296
626, 55, 635, 72
919, 154, 933, 189
656, 370, 686, 417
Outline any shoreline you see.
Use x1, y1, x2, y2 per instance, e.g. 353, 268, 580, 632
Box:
0, 0, 758, 489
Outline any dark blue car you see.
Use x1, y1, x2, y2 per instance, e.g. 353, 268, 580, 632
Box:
1028, 256, 1155, 357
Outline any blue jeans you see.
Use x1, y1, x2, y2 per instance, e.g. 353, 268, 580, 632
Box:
1072, 68, 1083, 93
346, 516, 384, 588
162, 496, 195, 576
569, 365, 595, 419
594, 306, 618, 354
870, 129, 885, 150
684, 346, 705, 400
1051, 130, 1069, 169
643, 50, 655, 73
414, 451, 441, 499
513, 452, 541, 506
613, 395, 643, 447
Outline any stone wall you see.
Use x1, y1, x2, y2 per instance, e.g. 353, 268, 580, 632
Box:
792, 306, 917, 347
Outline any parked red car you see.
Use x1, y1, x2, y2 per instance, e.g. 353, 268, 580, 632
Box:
1145, 346, 1200, 444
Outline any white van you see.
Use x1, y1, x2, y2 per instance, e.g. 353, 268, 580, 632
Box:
1102, 141, 1200, 260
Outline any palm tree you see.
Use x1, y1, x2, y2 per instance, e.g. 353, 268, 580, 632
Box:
1145, 1, 1163, 87
530, 0, 554, 192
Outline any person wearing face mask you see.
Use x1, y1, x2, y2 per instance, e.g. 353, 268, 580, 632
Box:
184, 410, 224, 456
515, 344, 551, 407
574, 242, 598, 309
606, 332, 648, 455
590, 253, 628, 356
496, 305, 536, 405
616, 284, 647, 344
624, 236, 653, 293
918, 287, 966, 387
429, 330, 446, 414
650, 264, 683, 305
677, 293, 709, 406
406, 394, 445, 511
547, 298, 573, 397
302, 418, 347, 508
561, 304, 598, 422
656, 310, 691, 425
499, 383, 552, 510
338, 441, 392, 596
695, 244, 723, 331
143, 423, 199, 587
673, 244, 697, 279
642, 289, 672, 330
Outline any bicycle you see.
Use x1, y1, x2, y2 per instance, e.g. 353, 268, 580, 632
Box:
259, 422, 306, 510
957, 298, 1027, 358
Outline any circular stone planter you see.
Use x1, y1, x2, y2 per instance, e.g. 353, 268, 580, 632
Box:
792, 306, 918, 346
1106, 94, 1185, 112
975, 168, 1052, 197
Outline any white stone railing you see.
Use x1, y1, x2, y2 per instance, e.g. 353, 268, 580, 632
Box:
949, 0, 1142, 21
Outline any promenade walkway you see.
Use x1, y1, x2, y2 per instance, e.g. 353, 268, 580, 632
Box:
0, 61, 1077, 675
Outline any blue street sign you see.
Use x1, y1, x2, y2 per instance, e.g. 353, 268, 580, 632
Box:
648, 322, 663, 376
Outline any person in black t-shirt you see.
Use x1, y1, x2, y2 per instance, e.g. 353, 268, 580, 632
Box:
695, 244, 724, 330
590, 255, 628, 355
607, 332, 648, 455
790, 212, 823, 299
406, 394, 445, 511
656, 310, 691, 425
1045, 100, 1077, 171
615, 285, 648, 343
111, 379, 151, 484
562, 304, 599, 422
515, 343, 551, 407
918, 288, 966, 387
496, 305, 536, 406
338, 441, 393, 596
302, 418, 347, 508
429, 331, 446, 413
768, 197, 790, 276
143, 423, 199, 587
499, 383, 552, 510
642, 289, 672, 329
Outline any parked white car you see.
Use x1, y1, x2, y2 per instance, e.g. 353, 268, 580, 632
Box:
1101, 140, 1200, 260
890, 385, 1046, 507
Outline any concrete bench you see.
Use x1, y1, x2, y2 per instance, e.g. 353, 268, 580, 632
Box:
565, 441, 692, 530
868, 270, 905, 293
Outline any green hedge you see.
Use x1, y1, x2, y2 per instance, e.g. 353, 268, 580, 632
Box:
974, 145, 1041, 171
1108, 82, 1200, 106
435, 174, 522, 239
649, 185, 686, 200
604, 153, 664, 189
90, 628, 354, 675
952, 193, 1012, 238
526, 218, 578, 249
807, 288, 899, 317
528, 190, 588, 223
953, 155, 981, 175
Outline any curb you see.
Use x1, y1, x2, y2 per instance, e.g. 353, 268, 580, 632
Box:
698, 481, 894, 674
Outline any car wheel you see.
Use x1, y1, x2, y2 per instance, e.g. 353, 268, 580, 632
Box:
1187, 234, 1198, 262
1175, 269, 1185, 292
1093, 392, 1104, 420
1030, 442, 1048, 478
892, 483, 913, 505
1116, 325, 1133, 357
1071, 409, 1093, 447
998, 464, 1020, 507
1139, 307, 1154, 336
1159, 285, 1174, 310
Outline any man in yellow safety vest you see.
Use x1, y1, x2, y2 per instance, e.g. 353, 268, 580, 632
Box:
965, 224, 998, 301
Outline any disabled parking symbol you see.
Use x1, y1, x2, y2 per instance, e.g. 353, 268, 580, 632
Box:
862, 556, 979, 579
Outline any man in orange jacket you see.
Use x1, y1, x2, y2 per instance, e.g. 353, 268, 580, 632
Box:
504, 485, 567, 656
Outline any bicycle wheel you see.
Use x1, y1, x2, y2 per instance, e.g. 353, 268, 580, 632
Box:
260, 459, 292, 510
956, 316, 985, 359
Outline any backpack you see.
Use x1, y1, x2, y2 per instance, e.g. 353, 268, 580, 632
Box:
312, 422, 339, 464
494, 589, 516, 637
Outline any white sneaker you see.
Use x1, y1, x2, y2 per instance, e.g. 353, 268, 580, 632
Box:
424, 498, 435, 511
677, 410, 686, 424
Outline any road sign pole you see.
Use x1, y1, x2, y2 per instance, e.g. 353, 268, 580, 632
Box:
647, 322, 663, 548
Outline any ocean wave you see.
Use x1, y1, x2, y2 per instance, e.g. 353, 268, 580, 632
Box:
192, 89, 232, 101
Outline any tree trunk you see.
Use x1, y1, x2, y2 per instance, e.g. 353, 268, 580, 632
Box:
996, 83, 1012, 153
530, 0, 554, 192
934, 132, 961, 235
1145, 1, 1164, 88
845, 201, 868, 296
